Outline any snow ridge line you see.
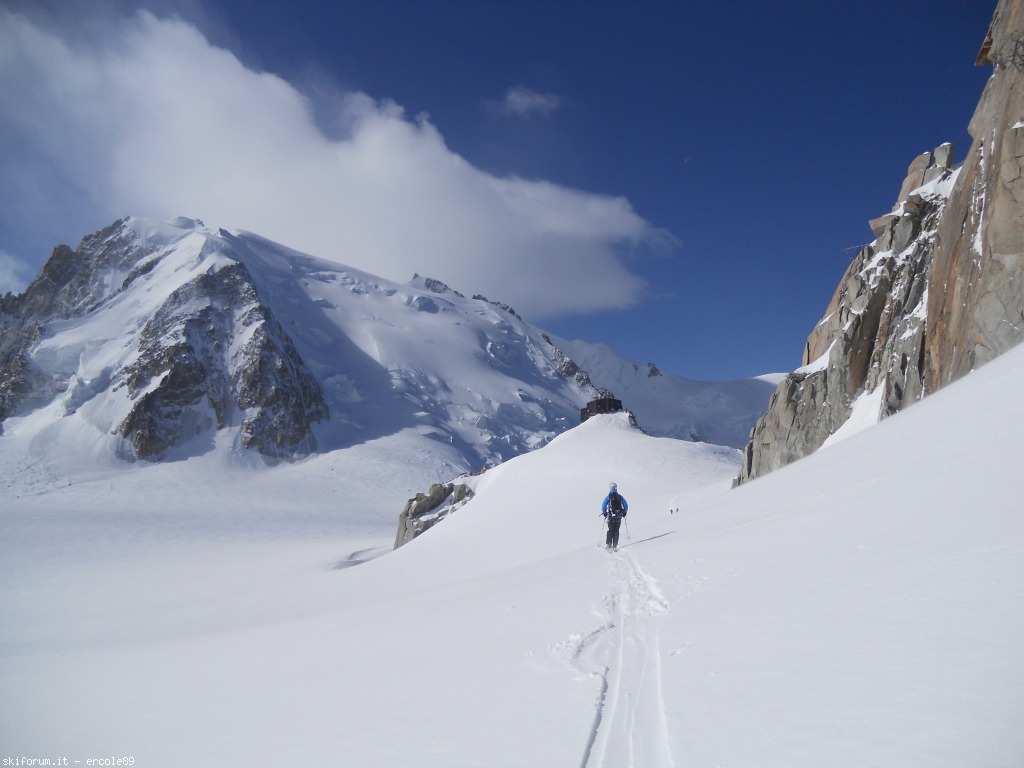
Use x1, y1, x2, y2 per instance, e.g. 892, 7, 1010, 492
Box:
578, 548, 676, 768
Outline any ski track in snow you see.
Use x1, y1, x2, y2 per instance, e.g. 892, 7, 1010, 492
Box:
566, 547, 676, 768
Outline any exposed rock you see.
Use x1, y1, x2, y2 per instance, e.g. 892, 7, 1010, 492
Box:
0, 220, 155, 421
737, 159, 953, 485
540, 332, 609, 396
737, 0, 1024, 486
925, 0, 1024, 390
473, 294, 523, 321
0, 319, 46, 425
394, 480, 475, 548
934, 142, 955, 169
869, 213, 898, 238
414, 274, 466, 298
114, 262, 327, 460
897, 151, 934, 202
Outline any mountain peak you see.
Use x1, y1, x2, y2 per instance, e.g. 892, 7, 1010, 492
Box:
1, 216, 774, 471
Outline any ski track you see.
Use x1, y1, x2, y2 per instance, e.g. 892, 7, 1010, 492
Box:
569, 547, 676, 768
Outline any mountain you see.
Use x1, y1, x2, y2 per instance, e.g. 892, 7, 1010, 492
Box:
550, 336, 783, 447
3, 2, 1022, 762
0, 216, 773, 478
2, 340, 1021, 765
736, 0, 1024, 484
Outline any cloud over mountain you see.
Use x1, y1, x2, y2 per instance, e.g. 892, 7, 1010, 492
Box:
0, 8, 660, 319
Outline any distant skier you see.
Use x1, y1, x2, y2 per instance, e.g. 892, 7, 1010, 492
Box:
601, 482, 628, 551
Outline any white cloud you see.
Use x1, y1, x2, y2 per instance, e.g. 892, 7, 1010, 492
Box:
0, 249, 32, 295
492, 86, 562, 117
0, 9, 660, 319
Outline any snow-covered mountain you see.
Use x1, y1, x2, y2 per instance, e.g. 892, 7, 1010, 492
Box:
3, 2, 1021, 762
2, 339, 1021, 766
0, 216, 773, 478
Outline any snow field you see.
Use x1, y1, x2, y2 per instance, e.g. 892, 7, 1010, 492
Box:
2, 344, 1023, 766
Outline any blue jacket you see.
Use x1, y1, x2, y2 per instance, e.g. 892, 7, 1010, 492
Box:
601, 492, 628, 519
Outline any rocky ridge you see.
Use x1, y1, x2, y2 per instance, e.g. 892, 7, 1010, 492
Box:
113, 259, 328, 460
737, 0, 1024, 484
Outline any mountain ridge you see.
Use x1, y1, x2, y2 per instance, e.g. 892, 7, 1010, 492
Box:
0, 216, 774, 481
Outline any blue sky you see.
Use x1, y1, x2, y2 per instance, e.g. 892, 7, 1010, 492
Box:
0, 0, 994, 380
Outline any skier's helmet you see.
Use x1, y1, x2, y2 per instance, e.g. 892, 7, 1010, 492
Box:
609, 482, 617, 491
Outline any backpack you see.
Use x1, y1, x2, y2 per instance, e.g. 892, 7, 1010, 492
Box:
607, 492, 624, 517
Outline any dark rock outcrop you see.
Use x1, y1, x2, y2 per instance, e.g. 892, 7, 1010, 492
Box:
114, 262, 327, 460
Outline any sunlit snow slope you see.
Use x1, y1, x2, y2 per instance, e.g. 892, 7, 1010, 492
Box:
1, 342, 1022, 766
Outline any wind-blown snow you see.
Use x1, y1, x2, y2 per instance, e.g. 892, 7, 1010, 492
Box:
2, 338, 1023, 765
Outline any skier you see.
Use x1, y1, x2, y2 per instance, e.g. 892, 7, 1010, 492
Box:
601, 482, 628, 551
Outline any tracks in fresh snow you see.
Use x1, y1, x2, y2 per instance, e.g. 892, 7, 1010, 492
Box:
571, 548, 676, 768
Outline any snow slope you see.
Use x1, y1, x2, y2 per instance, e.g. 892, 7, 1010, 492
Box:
1, 342, 1022, 766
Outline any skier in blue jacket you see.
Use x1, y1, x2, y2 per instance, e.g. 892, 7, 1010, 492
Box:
601, 482, 628, 551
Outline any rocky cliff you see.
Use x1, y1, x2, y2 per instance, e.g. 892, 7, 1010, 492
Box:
926, 0, 1024, 390
737, 0, 1024, 484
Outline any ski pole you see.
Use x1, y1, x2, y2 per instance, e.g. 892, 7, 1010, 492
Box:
624, 518, 630, 540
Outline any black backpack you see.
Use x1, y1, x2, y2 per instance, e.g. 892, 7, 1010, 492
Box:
607, 492, 624, 517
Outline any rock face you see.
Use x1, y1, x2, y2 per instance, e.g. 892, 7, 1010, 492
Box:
113, 261, 327, 460
925, 0, 1024, 390
737, 154, 955, 483
736, 0, 1024, 484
